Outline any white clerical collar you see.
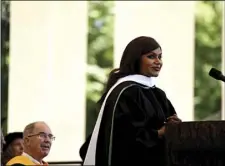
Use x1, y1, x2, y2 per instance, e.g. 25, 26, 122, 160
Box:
117, 74, 156, 87
22, 152, 42, 165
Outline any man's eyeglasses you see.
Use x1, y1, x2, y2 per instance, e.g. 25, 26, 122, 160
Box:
28, 132, 55, 141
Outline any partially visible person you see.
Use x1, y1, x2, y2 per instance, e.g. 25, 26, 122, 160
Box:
4, 132, 24, 155
6, 121, 55, 166
2, 132, 24, 165
1, 130, 6, 166
1, 130, 6, 153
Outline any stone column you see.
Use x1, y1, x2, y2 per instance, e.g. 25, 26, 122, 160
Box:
114, 2, 195, 121
9, 1, 88, 161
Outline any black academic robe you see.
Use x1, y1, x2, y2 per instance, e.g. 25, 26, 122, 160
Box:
80, 81, 176, 166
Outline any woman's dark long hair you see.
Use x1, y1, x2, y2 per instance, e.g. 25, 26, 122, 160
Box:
98, 36, 161, 105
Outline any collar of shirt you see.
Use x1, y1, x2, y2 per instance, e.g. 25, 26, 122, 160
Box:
22, 152, 44, 165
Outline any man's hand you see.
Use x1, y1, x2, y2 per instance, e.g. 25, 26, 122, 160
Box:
166, 114, 182, 124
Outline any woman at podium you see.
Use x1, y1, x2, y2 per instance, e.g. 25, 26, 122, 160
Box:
80, 36, 182, 166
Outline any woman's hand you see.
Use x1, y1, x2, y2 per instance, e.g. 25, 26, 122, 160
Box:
157, 114, 182, 138
166, 114, 182, 124
157, 125, 166, 138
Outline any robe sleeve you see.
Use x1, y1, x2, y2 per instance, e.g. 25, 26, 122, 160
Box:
167, 99, 177, 116
79, 134, 91, 161
114, 86, 162, 149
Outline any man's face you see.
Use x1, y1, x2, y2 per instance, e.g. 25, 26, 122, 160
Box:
11, 138, 24, 156
25, 123, 54, 159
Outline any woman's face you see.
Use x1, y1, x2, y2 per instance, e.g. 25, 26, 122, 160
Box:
140, 47, 163, 77
10, 138, 24, 156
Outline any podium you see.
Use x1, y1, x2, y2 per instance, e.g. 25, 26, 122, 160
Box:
165, 121, 225, 166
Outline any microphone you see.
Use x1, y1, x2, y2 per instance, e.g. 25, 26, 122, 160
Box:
209, 68, 225, 82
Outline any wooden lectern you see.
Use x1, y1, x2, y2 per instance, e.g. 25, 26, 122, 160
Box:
165, 121, 225, 166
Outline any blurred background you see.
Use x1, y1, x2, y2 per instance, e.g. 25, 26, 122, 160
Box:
1, 0, 224, 162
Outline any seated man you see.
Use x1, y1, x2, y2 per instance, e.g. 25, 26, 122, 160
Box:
2, 132, 24, 165
6, 121, 55, 166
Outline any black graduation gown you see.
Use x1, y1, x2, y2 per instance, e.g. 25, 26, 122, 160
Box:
80, 81, 176, 166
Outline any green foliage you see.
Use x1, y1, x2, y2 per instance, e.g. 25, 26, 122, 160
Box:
86, 1, 114, 136
194, 1, 222, 120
